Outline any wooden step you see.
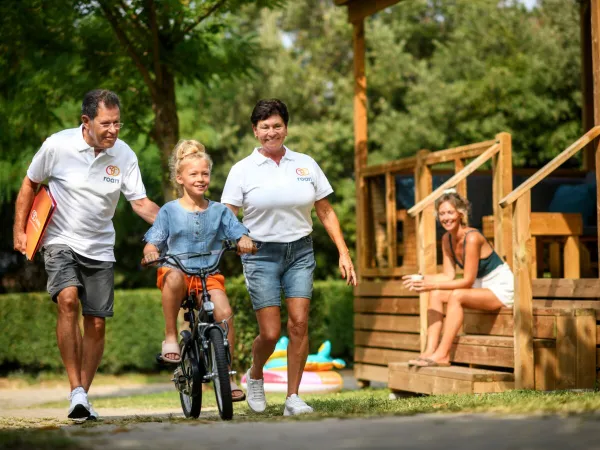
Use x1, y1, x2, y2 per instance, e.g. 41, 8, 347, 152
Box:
353, 334, 555, 369
450, 334, 554, 368
388, 362, 515, 395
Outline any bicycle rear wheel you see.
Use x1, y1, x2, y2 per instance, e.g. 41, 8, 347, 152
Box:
179, 340, 202, 418
207, 327, 233, 420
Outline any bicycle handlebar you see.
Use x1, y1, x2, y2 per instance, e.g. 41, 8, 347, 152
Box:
142, 240, 237, 277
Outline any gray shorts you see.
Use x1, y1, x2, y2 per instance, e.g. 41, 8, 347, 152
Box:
42, 244, 114, 318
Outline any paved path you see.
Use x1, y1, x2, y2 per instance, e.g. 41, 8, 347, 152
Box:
3, 374, 600, 449
67, 413, 600, 450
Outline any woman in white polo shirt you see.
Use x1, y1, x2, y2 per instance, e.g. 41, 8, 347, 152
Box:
222, 98, 357, 416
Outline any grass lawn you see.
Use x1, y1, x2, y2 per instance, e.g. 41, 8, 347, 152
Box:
37, 387, 600, 423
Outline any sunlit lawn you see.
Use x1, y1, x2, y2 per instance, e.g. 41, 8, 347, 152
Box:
36, 387, 600, 424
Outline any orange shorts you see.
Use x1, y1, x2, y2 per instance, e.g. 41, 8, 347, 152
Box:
156, 267, 226, 293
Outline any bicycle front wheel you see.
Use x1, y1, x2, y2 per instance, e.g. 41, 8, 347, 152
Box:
207, 327, 233, 420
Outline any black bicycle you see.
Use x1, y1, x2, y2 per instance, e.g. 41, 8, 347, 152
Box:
145, 241, 237, 420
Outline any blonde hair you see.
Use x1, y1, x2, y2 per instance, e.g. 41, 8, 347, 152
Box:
434, 188, 470, 226
169, 140, 213, 195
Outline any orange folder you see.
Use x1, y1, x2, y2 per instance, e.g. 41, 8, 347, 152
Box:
25, 186, 56, 260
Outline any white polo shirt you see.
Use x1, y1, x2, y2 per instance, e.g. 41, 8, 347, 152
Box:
221, 147, 333, 243
27, 126, 147, 261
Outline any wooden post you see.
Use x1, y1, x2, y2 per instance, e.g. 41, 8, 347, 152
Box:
513, 192, 534, 389
548, 241, 561, 278
563, 236, 581, 279
386, 172, 397, 268
415, 150, 435, 352
353, 19, 368, 276
576, 310, 596, 389
582, 0, 595, 170
556, 313, 577, 390
591, 0, 600, 272
494, 132, 513, 268
454, 158, 467, 199
361, 176, 374, 269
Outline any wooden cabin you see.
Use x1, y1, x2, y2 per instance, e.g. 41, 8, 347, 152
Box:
335, 0, 600, 394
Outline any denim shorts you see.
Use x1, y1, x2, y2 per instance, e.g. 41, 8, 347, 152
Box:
42, 244, 114, 318
241, 235, 316, 310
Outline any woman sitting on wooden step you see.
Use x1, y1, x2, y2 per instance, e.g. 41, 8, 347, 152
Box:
403, 188, 514, 368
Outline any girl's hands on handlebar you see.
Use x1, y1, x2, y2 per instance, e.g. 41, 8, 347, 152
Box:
141, 251, 161, 266
237, 235, 256, 255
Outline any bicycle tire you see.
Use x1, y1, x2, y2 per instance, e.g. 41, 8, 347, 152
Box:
179, 340, 202, 418
207, 327, 233, 420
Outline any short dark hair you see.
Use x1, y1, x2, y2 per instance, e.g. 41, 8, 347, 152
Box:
81, 89, 120, 119
250, 99, 289, 126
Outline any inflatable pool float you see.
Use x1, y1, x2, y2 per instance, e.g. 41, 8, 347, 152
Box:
264, 339, 346, 371
241, 369, 343, 393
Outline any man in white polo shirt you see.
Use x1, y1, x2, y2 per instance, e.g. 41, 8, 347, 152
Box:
13, 89, 159, 421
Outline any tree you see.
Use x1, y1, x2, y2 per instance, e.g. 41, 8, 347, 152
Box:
0, 0, 284, 201
365, 0, 582, 167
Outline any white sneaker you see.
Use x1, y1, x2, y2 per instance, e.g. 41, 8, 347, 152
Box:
86, 403, 99, 421
67, 387, 91, 420
283, 394, 313, 416
245, 368, 267, 413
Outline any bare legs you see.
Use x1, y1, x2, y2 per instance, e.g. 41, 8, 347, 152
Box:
160, 271, 187, 361
285, 298, 310, 397
250, 306, 281, 381
56, 286, 105, 393
250, 297, 310, 397
415, 288, 504, 365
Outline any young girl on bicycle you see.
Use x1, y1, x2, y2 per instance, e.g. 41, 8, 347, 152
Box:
142, 139, 254, 401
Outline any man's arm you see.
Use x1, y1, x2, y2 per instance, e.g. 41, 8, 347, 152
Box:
130, 197, 160, 224
13, 176, 40, 253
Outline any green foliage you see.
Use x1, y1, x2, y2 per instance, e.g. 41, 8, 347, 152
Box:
0, 279, 354, 374
366, 0, 582, 167
0, 0, 586, 287
0, 292, 62, 371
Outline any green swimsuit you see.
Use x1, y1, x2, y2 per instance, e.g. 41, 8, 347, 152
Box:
448, 230, 504, 279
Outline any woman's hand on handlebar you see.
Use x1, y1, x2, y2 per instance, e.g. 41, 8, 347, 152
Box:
141, 251, 160, 266
237, 235, 256, 255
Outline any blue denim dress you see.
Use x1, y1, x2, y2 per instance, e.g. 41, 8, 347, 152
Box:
144, 199, 248, 270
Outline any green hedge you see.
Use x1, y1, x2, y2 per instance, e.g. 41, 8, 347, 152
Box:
0, 278, 354, 374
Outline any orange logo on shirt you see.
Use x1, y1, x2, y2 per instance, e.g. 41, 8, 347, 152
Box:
296, 168, 309, 176
106, 165, 121, 176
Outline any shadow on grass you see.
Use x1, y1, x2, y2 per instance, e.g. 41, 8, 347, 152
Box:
0, 429, 86, 450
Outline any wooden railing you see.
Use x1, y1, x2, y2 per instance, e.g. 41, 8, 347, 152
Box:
498, 126, 600, 390
357, 136, 509, 279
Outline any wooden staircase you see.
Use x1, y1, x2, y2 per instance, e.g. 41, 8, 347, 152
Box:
386, 307, 596, 394
354, 280, 598, 394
